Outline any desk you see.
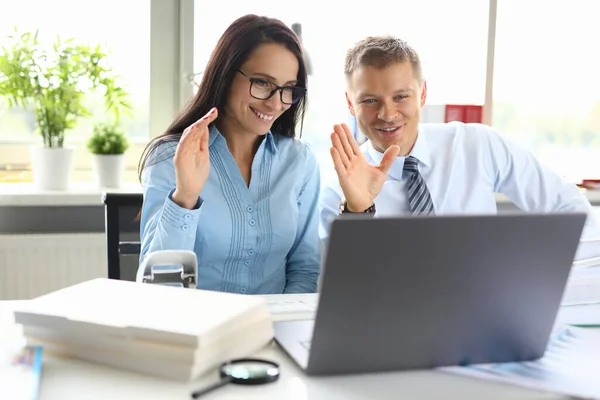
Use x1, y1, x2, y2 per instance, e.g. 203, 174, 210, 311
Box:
1, 300, 591, 400
38, 342, 574, 400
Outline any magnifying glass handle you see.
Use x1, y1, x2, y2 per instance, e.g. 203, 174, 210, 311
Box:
191, 376, 233, 398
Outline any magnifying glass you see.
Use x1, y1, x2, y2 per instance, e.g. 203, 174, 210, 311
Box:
190, 358, 280, 398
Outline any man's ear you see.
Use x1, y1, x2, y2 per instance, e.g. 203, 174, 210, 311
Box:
345, 92, 356, 116
420, 81, 427, 107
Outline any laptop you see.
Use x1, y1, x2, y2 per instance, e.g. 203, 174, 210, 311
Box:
274, 212, 587, 376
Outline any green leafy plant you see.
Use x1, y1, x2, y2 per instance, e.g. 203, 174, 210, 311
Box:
87, 122, 129, 155
0, 28, 132, 148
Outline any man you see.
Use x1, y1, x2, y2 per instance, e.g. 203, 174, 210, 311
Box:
319, 35, 600, 252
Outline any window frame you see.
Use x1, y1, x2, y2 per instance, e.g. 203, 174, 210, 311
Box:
186, 0, 498, 122
0, 0, 524, 176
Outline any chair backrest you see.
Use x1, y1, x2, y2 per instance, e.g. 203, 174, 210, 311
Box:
102, 192, 144, 280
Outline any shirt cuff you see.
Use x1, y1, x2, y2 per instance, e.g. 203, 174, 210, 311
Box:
161, 189, 203, 232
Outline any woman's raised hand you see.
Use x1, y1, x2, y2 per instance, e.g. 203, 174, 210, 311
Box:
172, 107, 219, 209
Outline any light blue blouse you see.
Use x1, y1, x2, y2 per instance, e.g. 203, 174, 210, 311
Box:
139, 126, 321, 294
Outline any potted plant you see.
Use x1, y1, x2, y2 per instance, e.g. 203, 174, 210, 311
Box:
0, 29, 131, 190
87, 122, 129, 188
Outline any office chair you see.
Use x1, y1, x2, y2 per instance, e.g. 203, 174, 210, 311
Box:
102, 192, 144, 280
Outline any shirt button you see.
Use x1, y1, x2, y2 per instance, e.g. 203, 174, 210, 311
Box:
181, 224, 189, 231
184, 214, 192, 221
244, 259, 251, 266
240, 287, 247, 294
246, 205, 254, 213
249, 219, 256, 226
248, 249, 255, 256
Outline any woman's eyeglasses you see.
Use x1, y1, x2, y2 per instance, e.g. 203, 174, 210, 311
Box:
238, 70, 306, 105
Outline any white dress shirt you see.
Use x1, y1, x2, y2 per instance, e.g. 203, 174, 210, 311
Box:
319, 122, 600, 246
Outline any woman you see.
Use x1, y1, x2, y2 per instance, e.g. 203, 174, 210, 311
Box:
136, 14, 321, 294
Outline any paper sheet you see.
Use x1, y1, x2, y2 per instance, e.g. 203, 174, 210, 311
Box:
0, 302, 42, 400
442, 327, 600, 399
561, 268, 600, 306
0, 346, 43, 400
556, 303, 600, 327
574, 240, 600, 263
573, 257, 600, 269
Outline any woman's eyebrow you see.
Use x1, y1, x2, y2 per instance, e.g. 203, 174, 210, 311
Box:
251, 72, 297, 85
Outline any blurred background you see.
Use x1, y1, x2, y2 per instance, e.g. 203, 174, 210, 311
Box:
1, 0, 598, 186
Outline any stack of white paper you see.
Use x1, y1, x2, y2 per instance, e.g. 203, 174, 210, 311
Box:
561, 266, 600, 307
11, 279, 274, 381
574, 239, 600, 263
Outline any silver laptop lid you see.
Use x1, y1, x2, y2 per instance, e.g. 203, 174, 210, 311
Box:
306, 212, 586, 375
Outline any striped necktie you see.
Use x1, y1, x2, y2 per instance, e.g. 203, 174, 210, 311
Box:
403, 156, 435, 215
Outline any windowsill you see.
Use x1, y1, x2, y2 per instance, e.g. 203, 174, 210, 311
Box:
1, 181, 600, 207
0, 181, 143, 206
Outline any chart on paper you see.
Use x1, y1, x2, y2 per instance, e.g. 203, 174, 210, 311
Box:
442, 326, 600, 399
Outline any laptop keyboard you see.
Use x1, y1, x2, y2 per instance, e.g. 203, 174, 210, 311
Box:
261, 293, 318, 322
265, 296, 318, 314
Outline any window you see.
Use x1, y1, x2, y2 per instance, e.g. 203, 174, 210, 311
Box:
0, 0, 150, 143
492, 0, 600, 182
0, 0, 151, 179
193, 1, 489, 184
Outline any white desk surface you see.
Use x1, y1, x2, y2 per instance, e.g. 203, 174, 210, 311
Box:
38, 341, 572, 400
2, 298, 593, 400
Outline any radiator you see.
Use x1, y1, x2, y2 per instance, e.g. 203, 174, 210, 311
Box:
0, 233, 107, 300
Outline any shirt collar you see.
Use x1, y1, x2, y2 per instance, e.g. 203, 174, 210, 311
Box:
208, 125, 278, 154
366, 126, 431, 180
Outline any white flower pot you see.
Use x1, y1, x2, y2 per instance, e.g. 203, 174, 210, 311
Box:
92, 154, 126, 188
30, 145, 74, 191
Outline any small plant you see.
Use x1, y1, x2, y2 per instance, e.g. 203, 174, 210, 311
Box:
0, 28, 132, 148
87, 122, 129, 155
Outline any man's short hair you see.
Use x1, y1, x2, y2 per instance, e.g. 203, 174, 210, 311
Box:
344, 35, 423, 84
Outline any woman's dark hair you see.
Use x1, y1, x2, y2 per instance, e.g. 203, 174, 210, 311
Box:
138, 14, 308, 180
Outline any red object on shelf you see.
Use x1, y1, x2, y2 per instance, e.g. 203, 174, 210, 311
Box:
580, 179, 600, 190
444, 105, 483, 123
